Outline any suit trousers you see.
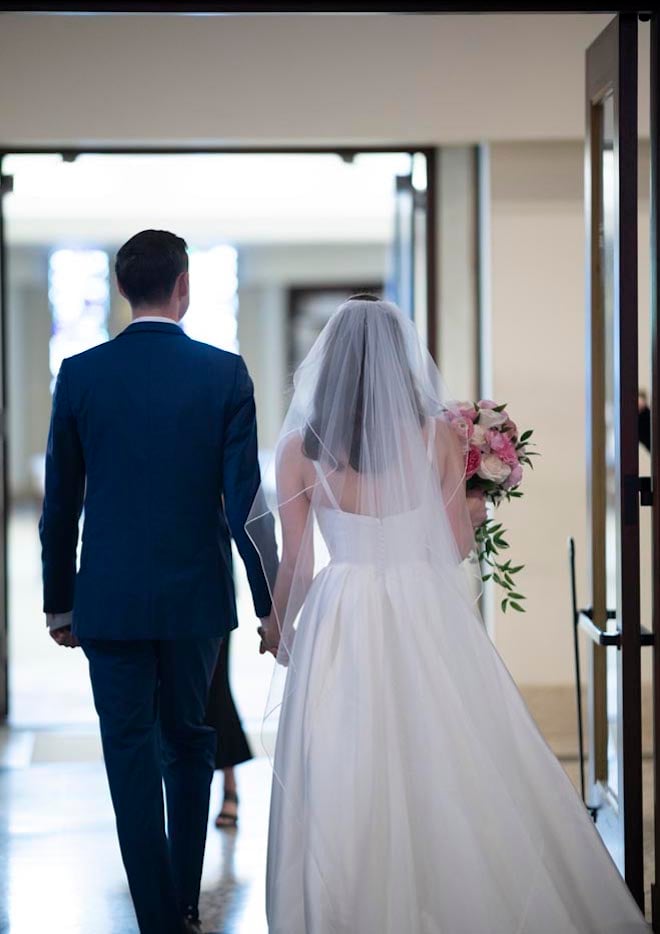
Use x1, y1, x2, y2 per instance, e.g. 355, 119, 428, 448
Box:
81, 636, 222, 934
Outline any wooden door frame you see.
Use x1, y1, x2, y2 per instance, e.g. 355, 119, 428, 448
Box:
650, 9, 660, 928
585, 12, 643, 908
0, 2, 655, 13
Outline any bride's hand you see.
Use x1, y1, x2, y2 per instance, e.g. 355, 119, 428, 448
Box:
258, 617, 280, 658
467, 491, 488, 529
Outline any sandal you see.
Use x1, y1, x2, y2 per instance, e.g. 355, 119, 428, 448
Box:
215, 789, 239, 829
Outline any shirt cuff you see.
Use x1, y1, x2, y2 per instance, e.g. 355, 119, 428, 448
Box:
47, 612, 73, 632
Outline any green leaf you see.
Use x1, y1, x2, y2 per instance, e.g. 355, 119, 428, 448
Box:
519, 429, 534, 443
510, 601, 525, 612
494, 403, 508, 412
482, 573, 493, 582
501, 598, 509, 613
507, 592, 526, 601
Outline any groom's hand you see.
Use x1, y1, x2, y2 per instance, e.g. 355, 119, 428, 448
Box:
49, 625, 80, 649
258, 618, 279, 658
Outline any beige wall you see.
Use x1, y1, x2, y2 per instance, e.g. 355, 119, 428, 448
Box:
489, 140, 651, 687
436, 146, 479, 401
2, 13, 648, 148
1, 13, 655, 692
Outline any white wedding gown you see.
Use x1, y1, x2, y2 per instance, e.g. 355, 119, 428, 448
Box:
265, 473, 649, 933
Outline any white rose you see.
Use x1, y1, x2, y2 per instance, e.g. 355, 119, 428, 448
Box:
478, 408, 508, 429
477, 453, 512, 484
472, 424, 489, 448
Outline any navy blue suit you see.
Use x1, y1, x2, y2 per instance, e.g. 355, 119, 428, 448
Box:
40, 321, 277, 933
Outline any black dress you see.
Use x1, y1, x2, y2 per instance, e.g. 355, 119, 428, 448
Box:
205, 631, 253, 770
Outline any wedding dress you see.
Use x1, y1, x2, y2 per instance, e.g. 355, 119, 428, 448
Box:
248, 295, 649, 934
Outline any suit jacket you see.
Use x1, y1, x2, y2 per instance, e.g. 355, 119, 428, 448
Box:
40, 321, 278, 640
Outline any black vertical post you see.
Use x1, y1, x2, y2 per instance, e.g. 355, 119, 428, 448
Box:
615, 13, 643, 909
650, 10, 660, 931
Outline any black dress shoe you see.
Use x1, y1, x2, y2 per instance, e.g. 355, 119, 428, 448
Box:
182, 907, 203, 933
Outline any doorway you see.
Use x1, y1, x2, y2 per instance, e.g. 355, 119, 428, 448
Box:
0, 147, 435, 733
582, 11, 659, 922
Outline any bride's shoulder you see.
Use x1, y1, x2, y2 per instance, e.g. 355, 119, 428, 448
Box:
276, 430, 313, 478
424, 413, 453, 442
276, 430, 305, 463
275, 431, 315, 498
424, 414, 462, 465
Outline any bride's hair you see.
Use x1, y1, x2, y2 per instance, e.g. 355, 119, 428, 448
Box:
302, 295, 425, 471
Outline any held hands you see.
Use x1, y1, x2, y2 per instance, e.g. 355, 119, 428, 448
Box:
258, 616, 280, 658
49, 625, 80, 649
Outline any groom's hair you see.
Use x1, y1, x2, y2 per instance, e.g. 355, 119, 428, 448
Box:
115, 229, 188, 308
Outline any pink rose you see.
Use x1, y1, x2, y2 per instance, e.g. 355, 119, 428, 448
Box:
477, 453, 512, 484
456, 402, 478, 422
471, 424, 490, 450
488, 430, 519, 467
478, 407, 508, 429
504, 462, 523, 490
503, 418, 518, 440
478, 399, 497, 410
465, 446, 482, 479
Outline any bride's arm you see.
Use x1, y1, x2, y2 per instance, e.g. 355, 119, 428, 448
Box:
262, 437, 314, 651
434, 418, 476, 561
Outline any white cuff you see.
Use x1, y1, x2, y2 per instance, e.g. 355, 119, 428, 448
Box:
47, 612, 73, 632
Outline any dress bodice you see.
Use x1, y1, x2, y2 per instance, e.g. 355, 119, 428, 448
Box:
315, 504, 429, 568
309, 424, 437, 569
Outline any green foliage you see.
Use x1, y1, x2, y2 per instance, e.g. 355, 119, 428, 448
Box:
475, 518, 527, 613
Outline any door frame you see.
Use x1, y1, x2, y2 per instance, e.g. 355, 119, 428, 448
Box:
0, 2, 652, 12
585, 12, 643, 908
0, 143, 438, 723
651, 9, 660, 928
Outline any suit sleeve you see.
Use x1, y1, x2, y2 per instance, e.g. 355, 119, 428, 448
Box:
39, 361, 86, 615
222, 356, 278, 619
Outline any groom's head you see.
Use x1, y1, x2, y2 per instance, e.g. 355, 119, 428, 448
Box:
115, 229, 190, 321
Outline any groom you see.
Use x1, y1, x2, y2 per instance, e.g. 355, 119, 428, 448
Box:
40, 229, 277, 934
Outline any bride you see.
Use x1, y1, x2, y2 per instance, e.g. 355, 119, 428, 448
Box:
248, 294, 648, 933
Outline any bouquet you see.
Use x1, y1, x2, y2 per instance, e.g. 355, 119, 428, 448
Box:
447, 400, 537, 613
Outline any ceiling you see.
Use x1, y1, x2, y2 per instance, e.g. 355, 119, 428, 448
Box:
3, 152, 413, 247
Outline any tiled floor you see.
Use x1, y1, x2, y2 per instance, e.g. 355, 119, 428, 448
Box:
0, 730, 272, 934
1, 728, 655, 933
